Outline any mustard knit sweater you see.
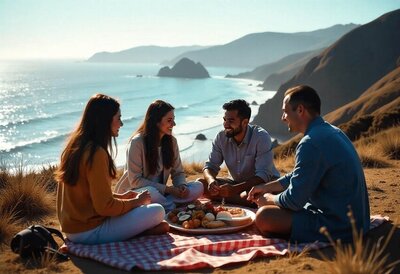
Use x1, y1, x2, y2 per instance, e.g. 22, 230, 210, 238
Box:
57, 147, 136, 233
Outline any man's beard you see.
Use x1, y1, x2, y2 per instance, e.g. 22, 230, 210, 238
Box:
225, 126, 243, 138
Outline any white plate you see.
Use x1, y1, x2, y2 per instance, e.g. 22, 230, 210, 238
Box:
166, 207, 256, 234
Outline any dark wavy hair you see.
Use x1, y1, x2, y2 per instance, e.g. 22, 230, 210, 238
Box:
222, 99, 251, 120
135, 100, 175, 175
55, 94, 119, 185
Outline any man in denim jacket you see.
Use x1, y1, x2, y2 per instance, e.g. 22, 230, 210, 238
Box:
248, 85, 370, 243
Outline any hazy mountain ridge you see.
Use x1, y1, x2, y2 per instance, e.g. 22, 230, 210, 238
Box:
260, 49, 325, 90
87, 45, 209, 63
167, 24, 359, 68
226, 48, 324, 81
253, 9, 400, 140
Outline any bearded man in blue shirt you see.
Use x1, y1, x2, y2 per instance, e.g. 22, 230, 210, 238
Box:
248, 85, 370, 243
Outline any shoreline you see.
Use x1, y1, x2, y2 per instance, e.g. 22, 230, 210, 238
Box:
1, 67, 277, 171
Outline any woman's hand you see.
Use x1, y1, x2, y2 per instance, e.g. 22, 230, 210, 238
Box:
165, 186, 185, 198
136, 190, 151, 205
178, 185, 189, 198
115, 190, 138, 199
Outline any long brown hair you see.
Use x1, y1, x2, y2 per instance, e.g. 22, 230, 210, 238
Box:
135, 100, 175, 175
55, 94, 120, 185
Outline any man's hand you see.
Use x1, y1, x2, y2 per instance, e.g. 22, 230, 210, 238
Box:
208, 180, 220, 196
218, 183, 236, 197
255, 193, 276, 207
247, 184, 268, 202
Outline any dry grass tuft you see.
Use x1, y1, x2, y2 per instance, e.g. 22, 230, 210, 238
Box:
380, 130, 400, 160
0, 159, 12, 189
274, 154, 295, 174
22, 251, 66, 272
183, 162, 204, 175
37, 165, 58, 192
0, 172, 54, 223
0, 210, 21, 248
356, 146, 391, 168
182, 162, 231, 177
0, 170, 10, 189
352, 126, 400, 171
319, 211, 399, 274
286, 243, 310, 265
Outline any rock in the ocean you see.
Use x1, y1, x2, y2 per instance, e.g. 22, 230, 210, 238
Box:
157, 58, 210, 79
195, 133, 207, 141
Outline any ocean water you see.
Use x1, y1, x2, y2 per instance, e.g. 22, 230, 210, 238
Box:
0, 60, 276, 171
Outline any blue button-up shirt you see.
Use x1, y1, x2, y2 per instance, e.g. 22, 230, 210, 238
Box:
275, 117, 370, 241
204, 124, 279, 183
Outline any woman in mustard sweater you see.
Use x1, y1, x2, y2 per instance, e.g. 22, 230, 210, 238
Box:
55, 94, 169, 244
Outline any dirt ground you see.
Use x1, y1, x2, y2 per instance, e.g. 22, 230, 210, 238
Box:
1, 160, 399, 274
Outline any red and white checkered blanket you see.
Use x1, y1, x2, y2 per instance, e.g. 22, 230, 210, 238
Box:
65, 215, 388, 271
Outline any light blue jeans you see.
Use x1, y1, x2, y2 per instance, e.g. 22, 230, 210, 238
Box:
135, 180, 204, 212
66, 203, 165, 245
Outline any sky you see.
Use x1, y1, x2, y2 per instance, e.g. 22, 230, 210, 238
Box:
0, 0, 399, 60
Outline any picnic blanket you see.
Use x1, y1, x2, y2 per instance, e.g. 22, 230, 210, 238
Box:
65, 215, 388, 271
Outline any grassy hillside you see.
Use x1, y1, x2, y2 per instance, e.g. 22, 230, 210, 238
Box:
253, 9, 400, 139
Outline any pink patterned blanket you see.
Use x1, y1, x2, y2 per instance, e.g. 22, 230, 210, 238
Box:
65, 215, 388, 271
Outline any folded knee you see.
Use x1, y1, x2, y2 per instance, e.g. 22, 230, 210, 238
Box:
148, 203, 166, 221
255, 206, 292, 236
187, 180, 204, 196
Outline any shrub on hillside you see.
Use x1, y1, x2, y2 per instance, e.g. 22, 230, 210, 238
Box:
339, 115, 373, 141
355, 126, 400, 162
182, 162, 204, 175
356, 147, 391, 168
273, 136, 301, 159
273, 154, 295, 174
380, 128, 400, 160
0, 173, 54, 223
38, 165, 58, 192
0, 169, 9, 189
368, 110, 400, 137
0, 210, 20, 248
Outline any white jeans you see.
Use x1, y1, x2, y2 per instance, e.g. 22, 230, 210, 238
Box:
66, 203, 165, 245
136, 181, 204, 212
